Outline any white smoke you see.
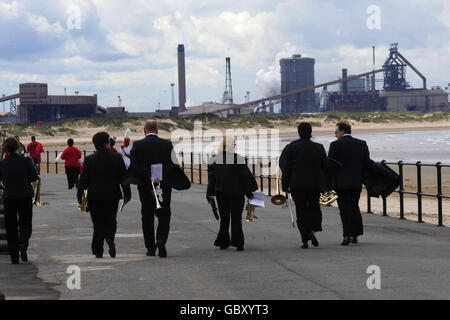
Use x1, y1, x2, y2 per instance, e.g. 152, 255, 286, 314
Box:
255, 43, 299, 97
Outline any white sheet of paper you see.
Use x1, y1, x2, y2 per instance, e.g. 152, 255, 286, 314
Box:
151, 164, 163, 181
249, 192, 265, 207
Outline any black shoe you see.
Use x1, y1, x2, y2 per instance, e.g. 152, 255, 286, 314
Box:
301, 243, 308, 249
352, 236, 358, 244
157, 242, 167, 258
219, 244, 229, 250
237, 246, 244, 251
310, 233, 319, 247
106, 238, 116, 258
11, 257, 19, 264
341, 237, 351, 246
95, 254, 103, 258
146, 249, 156, 256
19, 245, 28, 262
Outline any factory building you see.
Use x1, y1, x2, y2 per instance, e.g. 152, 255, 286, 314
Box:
280, 54, 315, 114
15, 83, 99, 124
381, 88, 449, 112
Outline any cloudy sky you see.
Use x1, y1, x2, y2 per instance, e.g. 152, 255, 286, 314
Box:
0, 0, 449, 112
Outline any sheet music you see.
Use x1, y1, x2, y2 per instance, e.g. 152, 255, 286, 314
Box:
151, 164, 163, 181
249, 192, 265, 207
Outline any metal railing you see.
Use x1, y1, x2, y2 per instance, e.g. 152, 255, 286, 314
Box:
42, 151, 449, 227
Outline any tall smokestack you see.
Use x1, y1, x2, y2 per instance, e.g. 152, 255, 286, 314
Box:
177, 44, 187, 112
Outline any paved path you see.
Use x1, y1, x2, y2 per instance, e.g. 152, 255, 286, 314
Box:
1, 174, 449, 300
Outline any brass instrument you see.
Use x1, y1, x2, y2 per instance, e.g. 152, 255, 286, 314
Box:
152, 181, 163, 210
271, 168, 287, 206
245, 200, 257, 222
77, 189, 89, 213
319, 190, 338, 206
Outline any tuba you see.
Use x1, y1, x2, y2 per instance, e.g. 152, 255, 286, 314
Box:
77, 189, 89, 213
319, 190, 338, 206
271, 168, 287, 206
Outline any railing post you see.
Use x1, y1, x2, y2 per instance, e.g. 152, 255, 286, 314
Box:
55, 151, 58, 174
398, 161, 404, 220
268, 157, 272, 196
416, 161, 423, 223
366, 190, 372, 214
190, 152, 194, 183
46, 151, 49, 174
260, 158, 264, 193
382, 161, 387, 216
436, 162, 443, 227
198, 154, 202, 185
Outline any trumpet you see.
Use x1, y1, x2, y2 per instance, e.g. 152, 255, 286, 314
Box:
152, 181, 163, 210
77, 189, 89, 213
319, 190, 338, 206
271, 168, 287, 206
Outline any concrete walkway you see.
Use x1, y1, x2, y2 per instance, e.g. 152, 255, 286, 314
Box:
0, 174, 449, 300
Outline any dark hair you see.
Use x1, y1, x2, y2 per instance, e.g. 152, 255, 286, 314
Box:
67, 139, 74, 147
297, 122, 312, 139
31, 136, 36, 141
109, 138, 116, 147
336, 122, 351, 134
3, 137, 20, 154
92, 132, 110, 150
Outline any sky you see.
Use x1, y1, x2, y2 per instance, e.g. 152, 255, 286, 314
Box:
0, 0, 449, 112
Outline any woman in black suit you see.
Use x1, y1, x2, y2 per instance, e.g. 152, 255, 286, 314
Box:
207, 138, 257, 251
78, 132, 126, 258
0, 137, 38, 264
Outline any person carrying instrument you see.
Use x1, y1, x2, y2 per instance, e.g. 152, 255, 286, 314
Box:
328, 122, 370, 246
207, 137, 257, 251
280, 122, 327, 249
77, 132, 127, 258
61, 138, 82, 189
129, 120, 177, 258
0, 137, 38, 264
119, 133, 132, 204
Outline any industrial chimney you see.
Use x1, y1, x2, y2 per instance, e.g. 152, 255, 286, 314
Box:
177, 44, 187, 112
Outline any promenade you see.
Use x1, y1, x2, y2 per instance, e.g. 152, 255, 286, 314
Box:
1, 174, 449, 300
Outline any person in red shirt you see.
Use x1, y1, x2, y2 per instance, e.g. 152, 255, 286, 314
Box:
61, 139, 82, 189
26, 136, 45, 174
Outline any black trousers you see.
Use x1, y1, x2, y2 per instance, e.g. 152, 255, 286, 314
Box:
138, 185, 172, 251
89, 200, 119, 256
65, 166, 80, 189
215, 194, 245, 248
4, 198, 33, 261
291, 189, 323, 243
121, 184, 131, 199
336, 188, 363, 238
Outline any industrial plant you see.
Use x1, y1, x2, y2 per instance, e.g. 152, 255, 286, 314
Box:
0, 43, 448, 124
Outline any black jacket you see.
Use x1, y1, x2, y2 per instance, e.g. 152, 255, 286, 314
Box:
127, 134, 190, 190
0, 153, 38, 199
207, 152, 257, 198
328, 135, 370, 189
77, 149, 127, 202
279, 139, 328, 192
364, 160, 400, 198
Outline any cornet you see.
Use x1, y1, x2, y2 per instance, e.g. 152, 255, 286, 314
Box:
77, 189, 89, 213
245, 200, 257, 222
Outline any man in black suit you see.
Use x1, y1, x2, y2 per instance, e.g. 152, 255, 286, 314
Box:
280, 122, 327, 249
78, 132, 126, 258
0, 137, 38, 264
328, 122, 370, 245
130, 120, 177, 258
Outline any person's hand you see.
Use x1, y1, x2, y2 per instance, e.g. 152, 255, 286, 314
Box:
153, 178, 160, 184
